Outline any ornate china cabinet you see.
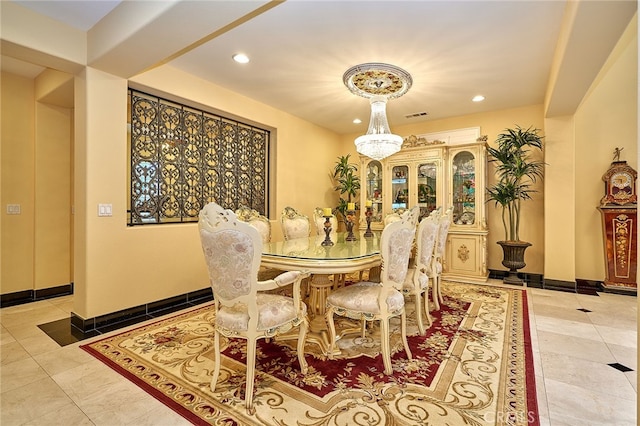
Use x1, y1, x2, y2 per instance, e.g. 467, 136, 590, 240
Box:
359, 127, 488, 283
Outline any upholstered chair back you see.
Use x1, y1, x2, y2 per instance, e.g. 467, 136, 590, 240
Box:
435, 206, 453, 261
380, 206, 419, 288
235, 205, 271, 244
199, 204, 262, 311
383, 207, 407, 226
281, 206, 310, 240
416, 214, 439, 271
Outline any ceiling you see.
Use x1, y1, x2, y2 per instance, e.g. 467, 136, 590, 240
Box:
3, 1, 637, 135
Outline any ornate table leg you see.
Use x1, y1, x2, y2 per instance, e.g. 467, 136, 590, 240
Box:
305, 273, 341, 356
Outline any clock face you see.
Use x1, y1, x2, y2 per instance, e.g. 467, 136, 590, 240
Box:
612, 172, 633, 189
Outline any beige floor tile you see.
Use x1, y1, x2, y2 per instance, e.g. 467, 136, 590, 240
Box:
535, 330, 616, 364
607, 342, 638, 370
0, 301, 68, 328
0, 376, 76, 424
16, 329, 65, 356
594, 323, 637, 348
540, 351, 636, 401
33, 343, 96, 376
1, 340, 32, 365
0, 324, 16, 345
534, 315, 602, 341
544, 377, 637, 426
24, 403, 94, 426
624, 370, 637, 393
530, 301, 593, 324
76, 380, 165, 425
52, 357, 126, 401
0, 357, 50, 393
126, 406, 192, 426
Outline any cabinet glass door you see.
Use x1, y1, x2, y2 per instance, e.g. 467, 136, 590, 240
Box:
417, 162, 437, 220
452, 151, 476, 225
365, 160, 383, 223
391, 165, 409, 210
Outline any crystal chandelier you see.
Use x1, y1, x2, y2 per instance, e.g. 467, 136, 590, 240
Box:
343, 63, 412, 161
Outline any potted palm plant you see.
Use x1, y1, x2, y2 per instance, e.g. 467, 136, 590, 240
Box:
486, 126, 544, 284
331, 154, 360, 223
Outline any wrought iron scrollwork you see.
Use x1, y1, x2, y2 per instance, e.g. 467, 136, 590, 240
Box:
129, 90, 269, 225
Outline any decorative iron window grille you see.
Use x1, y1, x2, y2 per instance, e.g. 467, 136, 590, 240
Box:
128, 89, 269, 225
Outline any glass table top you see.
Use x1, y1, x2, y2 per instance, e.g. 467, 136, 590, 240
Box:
263, 232, 382, 260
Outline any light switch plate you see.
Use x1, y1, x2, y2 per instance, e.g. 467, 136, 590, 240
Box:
7, 204, 21, 215
98, 203, 113, 217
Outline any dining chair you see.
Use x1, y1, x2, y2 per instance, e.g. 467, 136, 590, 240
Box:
235, 205, 271, 244
325, 206, 419, 374
431, 206, 453, 311
235, 205, 280, 281
198, 202, 310, 414
402, 212, 439, 335
281, 206, 311, 240
383, 207, 408, 226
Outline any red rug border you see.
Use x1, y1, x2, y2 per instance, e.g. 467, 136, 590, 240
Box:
520, 289, 541, 426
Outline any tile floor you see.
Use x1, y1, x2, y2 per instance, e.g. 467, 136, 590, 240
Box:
1, 281, 637, 425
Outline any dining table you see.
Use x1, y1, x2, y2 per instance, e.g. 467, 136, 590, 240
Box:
262, 231, 382, 355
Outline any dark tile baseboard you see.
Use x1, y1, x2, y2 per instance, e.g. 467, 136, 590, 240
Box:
71, 287, 213, 334
488, 270, 544, 288
0, 283, 74, 308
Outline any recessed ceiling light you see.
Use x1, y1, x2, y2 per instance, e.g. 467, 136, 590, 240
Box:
232, 53, 250, 64
472, 95, 485, 102
353, 118, 362, 124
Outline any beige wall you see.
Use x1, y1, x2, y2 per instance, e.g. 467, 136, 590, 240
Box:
1, 73, 36, 294
1, 71, 74, 294
543, 115, 576, 282
34, 102, 72, 290
573, 13, 637, 282
71, 65, 344, 319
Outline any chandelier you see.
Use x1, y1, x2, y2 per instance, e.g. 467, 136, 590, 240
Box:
343, 63, 412, 161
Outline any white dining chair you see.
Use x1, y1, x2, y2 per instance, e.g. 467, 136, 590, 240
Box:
198, 202, 310, 414
431, 206, 453, 310
325, 206, 419, 374
280, 206, 311, 240
402, 213, 439, 335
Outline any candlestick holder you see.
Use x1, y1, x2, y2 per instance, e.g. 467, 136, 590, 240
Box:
321, 215, 334, 246
345, 209, 357, 241
364, 206, 374, 238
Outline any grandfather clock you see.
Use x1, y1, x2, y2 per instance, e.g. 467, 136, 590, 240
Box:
597, 157, 637, 294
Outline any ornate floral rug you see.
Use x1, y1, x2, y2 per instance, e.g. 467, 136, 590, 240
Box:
81, 282, 539, 425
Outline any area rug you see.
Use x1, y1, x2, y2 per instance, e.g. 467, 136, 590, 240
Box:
81, 282, 539, 425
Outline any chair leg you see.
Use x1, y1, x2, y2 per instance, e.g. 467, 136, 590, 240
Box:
423, 292, 432, 327
297, 318, 308, 374
437, 278, 444, 304
400, 312, 412, 361
325, 307, 337, 358
244, 339, 257, 415
413, 292, 426, 336
380, 318, 392, 374
210, 330, 221, 391
432, 276, 441, 311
